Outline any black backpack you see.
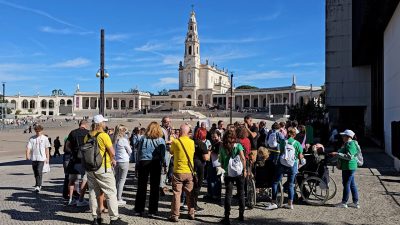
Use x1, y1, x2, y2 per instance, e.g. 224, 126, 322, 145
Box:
80, 132, 105, 172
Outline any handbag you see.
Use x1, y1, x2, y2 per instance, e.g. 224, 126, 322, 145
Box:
43, 162, 51, 173
336, 158, 342, 170
177, 139, 199, 187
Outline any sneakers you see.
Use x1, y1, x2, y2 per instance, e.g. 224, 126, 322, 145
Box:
76, 199, 89, 207
348, 202, 360, 209
180, 205, 188, 211
117, 200, 127, 206
34, 186, 41, 193
335, 203, 348, 208
110, 218, 125, 225
91, 218, 102, 225
68, 199, 77, 206
265, 203, 278, 210
282, 204, 294, 210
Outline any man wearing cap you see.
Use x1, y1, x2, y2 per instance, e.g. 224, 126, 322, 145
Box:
330, 129, 360, 209
86, 115, 122, 225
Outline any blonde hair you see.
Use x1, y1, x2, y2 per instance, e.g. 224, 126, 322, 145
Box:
257, 146, 270, 161
145, 121, 163, 139
287, 127, 297, 137
113, 124, 128, 144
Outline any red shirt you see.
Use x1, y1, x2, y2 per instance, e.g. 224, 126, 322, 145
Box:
239, 138, 251, 159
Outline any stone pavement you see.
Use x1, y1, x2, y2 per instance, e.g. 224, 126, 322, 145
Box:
0, 149, 399, 225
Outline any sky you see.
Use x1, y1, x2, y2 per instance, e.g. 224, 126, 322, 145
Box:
0, 0, 325, 96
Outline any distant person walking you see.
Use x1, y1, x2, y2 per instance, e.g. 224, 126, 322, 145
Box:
53, 136, 62, 157
25, 125, 50, 193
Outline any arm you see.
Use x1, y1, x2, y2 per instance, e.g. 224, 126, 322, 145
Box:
124, 139, 132, 155
239, 150, 247, 176
64, 140, 71, 153
45, 148, 50, 163
25, 147, 31, 160
246, 126, 258, 138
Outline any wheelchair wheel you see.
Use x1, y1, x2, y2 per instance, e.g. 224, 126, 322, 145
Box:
246, 177, 256, 209
327, 175, 337, 200
300, 176, 329, 206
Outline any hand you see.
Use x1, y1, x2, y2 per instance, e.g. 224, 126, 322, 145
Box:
112, 159, 117, 167
45, 158, 49, 163
243, 170, 247, 178
329, 152, 338, 156
26, 155, 30, 160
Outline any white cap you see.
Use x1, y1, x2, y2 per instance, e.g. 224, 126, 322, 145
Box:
93, 115, 108, 124
340, 129, 355, 138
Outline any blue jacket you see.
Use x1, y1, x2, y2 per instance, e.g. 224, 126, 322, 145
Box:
137, 136, 166, 162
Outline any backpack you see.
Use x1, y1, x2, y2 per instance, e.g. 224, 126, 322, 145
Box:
280, 140, 296, 167
267, 130, 278, 148
80, 132, 105, 172
353, 141, 364, 167
227, 144, 243, 177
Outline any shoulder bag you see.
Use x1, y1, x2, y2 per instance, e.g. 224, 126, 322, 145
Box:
177, 139, 198, 187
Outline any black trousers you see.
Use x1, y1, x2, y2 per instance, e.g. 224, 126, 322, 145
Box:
134, 160, 162, 213
32, 161, 44, 187
192, 159, 205, 207
54, 147, 61, 157
224, 175, 245, 217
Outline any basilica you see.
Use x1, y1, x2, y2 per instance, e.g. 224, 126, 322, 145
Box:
4, 9, 322, 117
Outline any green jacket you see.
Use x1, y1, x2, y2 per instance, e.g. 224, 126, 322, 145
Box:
338, 140, 358, 170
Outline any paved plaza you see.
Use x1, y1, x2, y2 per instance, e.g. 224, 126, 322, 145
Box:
0, 124, 399, 225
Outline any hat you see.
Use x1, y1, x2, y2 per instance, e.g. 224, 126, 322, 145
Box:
93, 115, 108, 124
340, 129, 355, 138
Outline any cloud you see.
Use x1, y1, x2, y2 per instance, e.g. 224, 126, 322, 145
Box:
202, 36, 278, 44
40, 26, 93, 35
162, 55, 181, 65
237, 70, 290, 82
0, 73, 34, 81
204, 49, 256, 62
159, 77, 179, 85
254, 11, 281, 21
134, 42, 164, 52
0, 0, 87, 31
107, 34, 130, 41
286, 62, 319, 67
51, 57, 90, 68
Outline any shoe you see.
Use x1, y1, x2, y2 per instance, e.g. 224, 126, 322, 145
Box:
91, 218, 103, 225
133, 211, 143, 217
148, 212, 157, 218
282, 204, 294, 210
34, 186, 39, 193
220, 218, 230, 225
76, 199, 89, 207
117, 200, 127, 206
180, 205, 188, 211
348, 202, 360, 209
195, 206, 204, 212
335, 203, 348, 208
160, 187, 167, 196
68, 199, 77, 206
110, 218, 124, 225
168, 216, 179, 222
265, 203, 278, 210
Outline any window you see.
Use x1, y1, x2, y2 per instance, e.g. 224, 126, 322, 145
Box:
190, 25, 193, 30
49, 100, 54, 109
189, 46, 192, 55
41, 100, 47, 108
29, 100, 35, 109
22, 100, 28, 109
60, 99, 65, 106
67, 99, 72, 106
121, 100, 126, 109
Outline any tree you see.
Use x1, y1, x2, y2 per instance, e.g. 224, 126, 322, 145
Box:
236, 85, 258, 89
15, 110, 21, 115
28, 109, 33, 114
288, 99, 326, 124
158, 89, 169, 96
51, 89, 66, 96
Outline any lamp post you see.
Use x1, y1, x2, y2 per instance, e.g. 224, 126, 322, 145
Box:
230, 73, 233, 125
96, 29, 110, 116
2, 82, 5, 130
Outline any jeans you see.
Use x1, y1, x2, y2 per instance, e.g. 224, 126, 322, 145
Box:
160, 150, 172, 188
135, 160, 162, 213
192, 160, 204, 207
32, 161, 44, 187
224, 175, 245, 217
114, 162, 129, 201
272, 161, 298, 201
87, 167, 119, 220
341, 170, 359, 204
207, 164, 221, 199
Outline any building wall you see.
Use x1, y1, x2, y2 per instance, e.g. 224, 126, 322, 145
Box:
384, 3, 400, 171
325, 0, 372, 130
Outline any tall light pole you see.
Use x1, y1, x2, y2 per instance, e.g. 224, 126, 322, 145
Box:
230, 73, 233, 125
2, 82, 5, 130
99, 29, 105, 116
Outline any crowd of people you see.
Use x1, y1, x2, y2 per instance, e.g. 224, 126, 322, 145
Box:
24, 114, 362, 225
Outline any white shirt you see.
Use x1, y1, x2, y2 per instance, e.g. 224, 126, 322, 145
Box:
27, 135, 50, 161
114, 137, 132, 162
